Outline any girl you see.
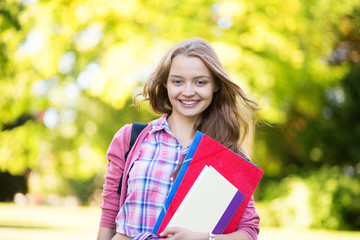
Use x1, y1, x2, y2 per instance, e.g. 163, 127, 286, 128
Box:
97, 38, 260, 240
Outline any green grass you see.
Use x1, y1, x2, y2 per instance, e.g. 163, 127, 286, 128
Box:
0, 203, 359, 240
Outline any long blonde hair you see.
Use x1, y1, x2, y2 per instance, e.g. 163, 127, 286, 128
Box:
135, 38, 259, 155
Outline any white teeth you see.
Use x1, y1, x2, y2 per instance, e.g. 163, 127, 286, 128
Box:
182, 100, 197, 104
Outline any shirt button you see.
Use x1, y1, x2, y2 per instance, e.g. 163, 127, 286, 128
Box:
170, 177, 174, 181
176, 146, 181, 150
175, 160, 179, 164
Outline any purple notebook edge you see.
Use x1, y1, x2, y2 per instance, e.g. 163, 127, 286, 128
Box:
212, 190, 245, 234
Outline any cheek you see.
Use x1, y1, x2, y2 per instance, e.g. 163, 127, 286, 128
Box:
166, 88, 177, 103
202, 88, 215, 100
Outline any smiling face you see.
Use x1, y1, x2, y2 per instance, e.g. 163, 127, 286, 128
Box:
165, 54, 217, 122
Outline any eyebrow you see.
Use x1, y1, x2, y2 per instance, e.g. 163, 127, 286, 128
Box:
168, 74, 212, 79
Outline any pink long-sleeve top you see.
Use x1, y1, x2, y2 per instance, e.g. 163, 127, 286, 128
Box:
100, 115, 260, 240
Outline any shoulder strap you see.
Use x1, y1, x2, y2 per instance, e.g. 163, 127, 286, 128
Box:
117, 122, 148, 194
126, 122, 148, 159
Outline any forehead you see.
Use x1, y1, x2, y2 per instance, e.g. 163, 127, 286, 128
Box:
169, 55, 212, 76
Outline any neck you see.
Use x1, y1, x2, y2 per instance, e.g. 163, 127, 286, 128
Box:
167, 114, 196, 148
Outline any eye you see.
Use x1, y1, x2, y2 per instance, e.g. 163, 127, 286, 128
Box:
196, 79, 207, 86
173, 79, 182, 85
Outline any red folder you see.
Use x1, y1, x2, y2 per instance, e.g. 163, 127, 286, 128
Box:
155, 132, 264, 235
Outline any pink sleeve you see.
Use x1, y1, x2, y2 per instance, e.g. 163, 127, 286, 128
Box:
99, 124, 131, 228
236, 196, 260, 240
236, 147, 260, 240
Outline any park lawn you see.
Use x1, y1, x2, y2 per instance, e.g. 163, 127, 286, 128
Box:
0, 203, 359, 240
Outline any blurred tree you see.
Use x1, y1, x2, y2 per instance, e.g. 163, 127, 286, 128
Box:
254, 6, 360, 230
255, 6, 360, 177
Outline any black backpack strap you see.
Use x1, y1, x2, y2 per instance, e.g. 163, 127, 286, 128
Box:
117, 122, 148, 194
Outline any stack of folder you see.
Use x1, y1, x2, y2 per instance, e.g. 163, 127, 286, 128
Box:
152, 131, 264, 236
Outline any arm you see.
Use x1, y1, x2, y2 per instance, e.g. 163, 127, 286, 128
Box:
97, 125, 132, 239
236, 196, 260, 240
97, 227, 116, 240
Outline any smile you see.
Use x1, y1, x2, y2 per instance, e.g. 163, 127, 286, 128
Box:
179, 100, 200, 106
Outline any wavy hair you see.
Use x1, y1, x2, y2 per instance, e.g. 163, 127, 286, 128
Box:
135, 38, 259, 156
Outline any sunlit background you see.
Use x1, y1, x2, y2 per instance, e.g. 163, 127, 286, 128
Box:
1, 0, 359, 239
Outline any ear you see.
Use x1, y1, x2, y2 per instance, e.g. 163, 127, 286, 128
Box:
213, 81, 220, 93
212, 75, 220, 93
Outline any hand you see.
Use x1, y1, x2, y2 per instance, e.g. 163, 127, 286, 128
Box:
159, 227, 208, 240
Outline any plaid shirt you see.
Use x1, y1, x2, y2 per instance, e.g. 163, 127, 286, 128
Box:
115, 115, 190, 239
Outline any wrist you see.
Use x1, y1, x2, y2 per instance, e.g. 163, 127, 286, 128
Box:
196, 232, 210, 240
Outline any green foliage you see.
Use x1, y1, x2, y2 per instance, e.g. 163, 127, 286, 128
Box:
307, 167, 360, 230
258, 168, 360, 230
66, 176, 97, 205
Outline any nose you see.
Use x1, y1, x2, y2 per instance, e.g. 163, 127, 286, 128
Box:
182, 82, 195, 96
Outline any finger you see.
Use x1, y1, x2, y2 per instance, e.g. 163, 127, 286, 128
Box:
159, 227, 180, 237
